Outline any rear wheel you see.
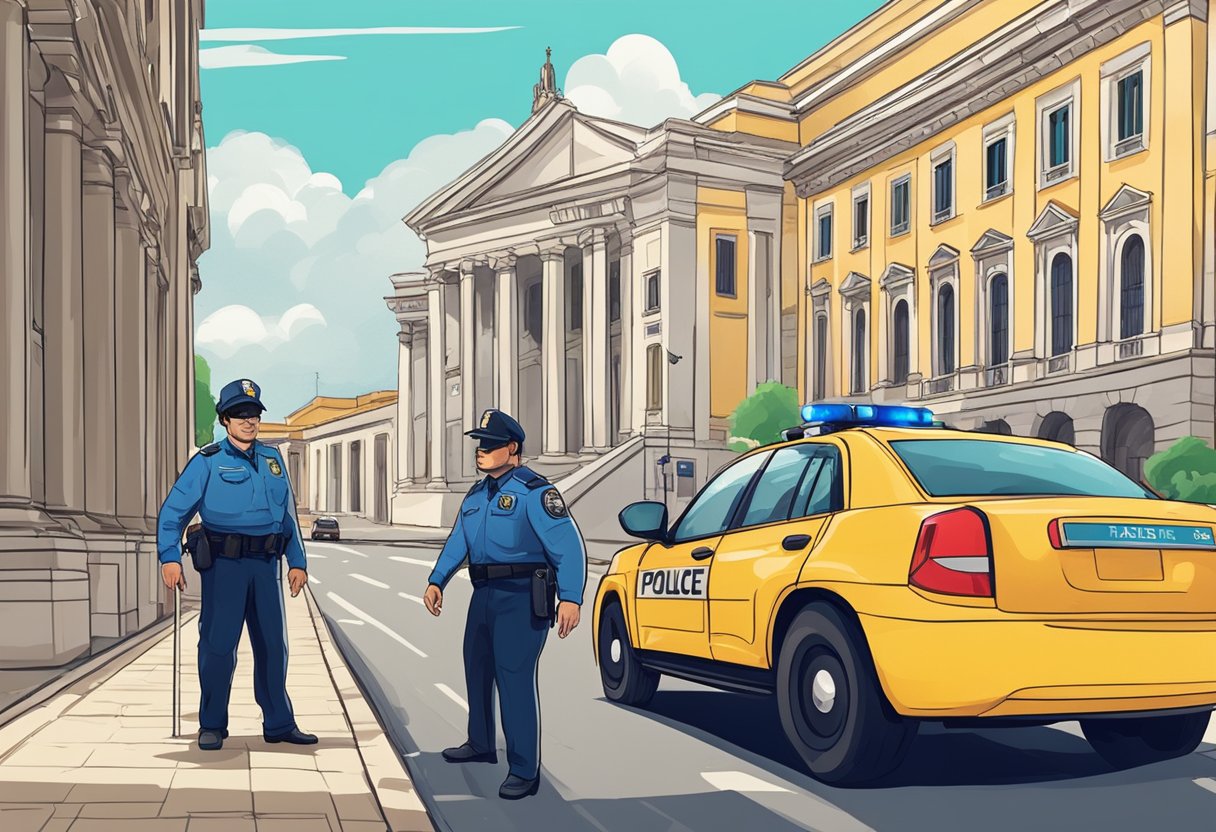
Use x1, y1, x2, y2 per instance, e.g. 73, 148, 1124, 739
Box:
598, 601, 659, 707
776, 604, 917, 785
1080, 711, 1210, 769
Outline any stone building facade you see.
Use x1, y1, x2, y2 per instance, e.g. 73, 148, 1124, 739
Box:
0, 0, 209, 667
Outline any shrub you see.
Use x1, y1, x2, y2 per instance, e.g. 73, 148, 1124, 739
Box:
727, 383, 801, 453
1143, 436, 1216, 502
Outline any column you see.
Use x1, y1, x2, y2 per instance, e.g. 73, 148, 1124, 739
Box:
426, 278, 447, 487
494, 257, 518, 415
629, 238, 648, 435
142, 249, 161, 523
42, 98, 85, 519
459, 264, 476, 478
81, 145, 118, 525
114, 175, 146, 529
582, 232, 610, 451
0, 0, 30, 511
618, 239, 634, 437
395, 326, 413, 488
540, 248, 566, 456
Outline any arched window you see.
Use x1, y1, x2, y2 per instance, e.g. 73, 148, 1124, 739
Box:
646, 344, 662, 411
1102, 403, 1154, 482
814, 315, 828, 400
1120, 234, 1145, 339
989, 273, 1008, 366
851, 308, 866, 394
892, 300, 909, 384
938, 284, 955, 375
1051, 253, 1073, 356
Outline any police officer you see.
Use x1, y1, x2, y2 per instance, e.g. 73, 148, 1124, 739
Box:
157, 378, 317, 751
423, 409, 587, 800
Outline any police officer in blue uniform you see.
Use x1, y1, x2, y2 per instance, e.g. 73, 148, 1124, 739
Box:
157, 379, 317, 751
423, 409, 587, 800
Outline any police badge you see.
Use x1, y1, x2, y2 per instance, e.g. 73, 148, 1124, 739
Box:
241, 379, 256, 397
268, 458, 282, 477
542, 488, 567, 518
498, 493, 515, 511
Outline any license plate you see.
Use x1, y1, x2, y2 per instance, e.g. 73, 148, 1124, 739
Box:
1061, 522, 1216, 549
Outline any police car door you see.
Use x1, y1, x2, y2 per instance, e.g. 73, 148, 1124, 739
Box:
634, 450, 772, 660
708, 442, 845, 667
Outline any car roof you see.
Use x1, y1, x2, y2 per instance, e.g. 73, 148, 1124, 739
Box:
759, 425, 1079, 454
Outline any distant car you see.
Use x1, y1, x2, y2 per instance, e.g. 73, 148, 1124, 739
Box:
310, 516, 340, 541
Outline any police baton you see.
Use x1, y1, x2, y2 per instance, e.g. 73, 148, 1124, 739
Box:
172, 583, 181, 739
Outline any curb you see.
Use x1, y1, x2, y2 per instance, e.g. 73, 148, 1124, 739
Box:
303, 585, 437, 832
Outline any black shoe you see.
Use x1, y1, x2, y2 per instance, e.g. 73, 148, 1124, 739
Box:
499, 774, 540, 800
198, 729, 225, 751
263, 727, 318, 745
442, 742, 498, 764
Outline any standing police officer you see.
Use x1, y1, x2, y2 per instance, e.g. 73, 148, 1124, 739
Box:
423, 409, 587, 800
157, 379, 317, 751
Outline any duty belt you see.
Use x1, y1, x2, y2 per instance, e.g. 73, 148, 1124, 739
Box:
468, 562, 549, 584
205, 529, 284, 560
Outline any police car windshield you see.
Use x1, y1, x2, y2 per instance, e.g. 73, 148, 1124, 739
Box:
890, 439, 1154, 499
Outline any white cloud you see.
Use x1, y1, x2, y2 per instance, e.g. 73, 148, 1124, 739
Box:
197, 303, 327, 360
563, 35, 721, 126
199, 26, 520, 42
200, 45, 345, 70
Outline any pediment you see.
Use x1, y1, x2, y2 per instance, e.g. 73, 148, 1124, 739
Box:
809, 277, 833, 298
1099, 184, 1151, 221
1026, 201, 1079, 242
928, 244, 960, 269
838, 271, 871, 299
970, 229, 1013, 256
879, 262, 915, 290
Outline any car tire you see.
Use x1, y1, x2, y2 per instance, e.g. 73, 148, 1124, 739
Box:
1080, 710, 1210, 770
776, 603, 917, 785
597, 600, 659, 707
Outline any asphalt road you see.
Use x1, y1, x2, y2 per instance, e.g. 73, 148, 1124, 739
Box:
302, 536, 1216, 832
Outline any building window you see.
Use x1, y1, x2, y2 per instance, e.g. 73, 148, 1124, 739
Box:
815, 204, 833, 261
1120, 234, 1145, 339
645, 270, 661, 313
814, 314, 828, 400
146, 0, 154, 24
646, 344, 662, 410
1048, 105, 1070, 170
609, 261, 621, 322
569, 263, 583, 331
985, 137, 1008, 201
1116, 71, 1143, 147
349, 441, 362, 514
937, 283, 955, 375
1104, 48, 1149, 160
932, 153, 954, 223
525, 282, 542, 341
852, 188, 869, 250
989, 273, 1009, 366
892, 300, 909, 384
890, 175, 910, 236
851, 308, 866, 394
715, 234, 737, 297
1050, 252, 1073, 355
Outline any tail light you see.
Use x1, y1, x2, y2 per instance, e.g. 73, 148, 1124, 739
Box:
1047, 519, 1062, 548
909, 507, 993, 597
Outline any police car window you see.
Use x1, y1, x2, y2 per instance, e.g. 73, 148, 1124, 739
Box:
791, 449, 842, 518
671, 451, 771, 543
739, 445, 820, 528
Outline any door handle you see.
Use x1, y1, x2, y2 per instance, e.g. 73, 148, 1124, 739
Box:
690, 546, 715, 561
782, 534, 812, 551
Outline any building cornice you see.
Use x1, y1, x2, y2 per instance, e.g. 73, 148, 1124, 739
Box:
694, 93, 796, 127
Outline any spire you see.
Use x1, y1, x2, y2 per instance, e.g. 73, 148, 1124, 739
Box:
532, 46, 561, 113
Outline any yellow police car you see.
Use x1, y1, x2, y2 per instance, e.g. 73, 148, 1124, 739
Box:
593, 403, 1216, 785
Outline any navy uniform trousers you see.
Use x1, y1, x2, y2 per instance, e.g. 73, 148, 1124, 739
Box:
463, 577, 549, 779
198, 555, 295, 735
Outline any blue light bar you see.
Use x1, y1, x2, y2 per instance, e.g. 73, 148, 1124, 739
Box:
799, 403, 935, 427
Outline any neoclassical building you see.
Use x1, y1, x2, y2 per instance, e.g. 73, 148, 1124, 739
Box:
0, 1, 208, 666
386, 52, 800, 525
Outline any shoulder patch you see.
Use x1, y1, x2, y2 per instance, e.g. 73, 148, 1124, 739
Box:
521, 470, 550, 490
199, 443, 220, 456
541, 487, 568, 519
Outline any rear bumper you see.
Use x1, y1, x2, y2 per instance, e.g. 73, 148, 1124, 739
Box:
861, 612, 1216, 718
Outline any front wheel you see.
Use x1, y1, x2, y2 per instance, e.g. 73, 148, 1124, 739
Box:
1081, 711, 1210, 769
776, 604, 917, 785
598, 601, 660, 707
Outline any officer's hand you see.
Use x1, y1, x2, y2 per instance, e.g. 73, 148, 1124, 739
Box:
556, 601, 580, 639
287, 568, 307, 597
161, 562, 186, 591
423, 584, 443, 617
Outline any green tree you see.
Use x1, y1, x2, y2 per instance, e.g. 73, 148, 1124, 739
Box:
194, 354, 216, 447
727, 382, 801, 453
1144, 436, 1216, 503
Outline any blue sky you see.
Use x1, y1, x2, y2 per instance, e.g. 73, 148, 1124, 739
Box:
195, 0, 886, 422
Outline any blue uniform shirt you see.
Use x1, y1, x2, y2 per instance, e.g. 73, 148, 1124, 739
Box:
428, 466, 587, 604
157, 438, 307, 571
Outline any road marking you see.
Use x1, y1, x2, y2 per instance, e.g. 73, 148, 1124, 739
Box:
701, 771, 790, 793
1195, 777, 1216, 795
398, 592, 425, 606
310, 542, 369, 558
435, 683, 469, 712
325, 592, 427, 658
308, 553, 328, 559
389, 556, 469, 580
308, 575, 321, 585
337, 619, 365, 626
351, 574, 390, 589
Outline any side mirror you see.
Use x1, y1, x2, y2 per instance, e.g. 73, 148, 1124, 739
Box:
619, 501, 669, 541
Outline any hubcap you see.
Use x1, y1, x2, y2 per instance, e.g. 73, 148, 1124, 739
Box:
610, 638, 622, 664
811, 669, 836, 713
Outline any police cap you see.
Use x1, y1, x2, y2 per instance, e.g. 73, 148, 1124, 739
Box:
465, 409, 525, 450
216, 378, 267, 416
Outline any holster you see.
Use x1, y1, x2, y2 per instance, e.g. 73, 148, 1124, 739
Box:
530, 566, 557, 626
184, 523, 213, 571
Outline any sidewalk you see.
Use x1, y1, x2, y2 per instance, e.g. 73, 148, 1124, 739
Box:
0, 582, 434, 832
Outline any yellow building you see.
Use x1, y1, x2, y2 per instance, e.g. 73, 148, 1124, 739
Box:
697, 0, 1215, 482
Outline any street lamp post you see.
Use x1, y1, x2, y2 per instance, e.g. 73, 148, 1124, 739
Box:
663, 349, 683, 513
